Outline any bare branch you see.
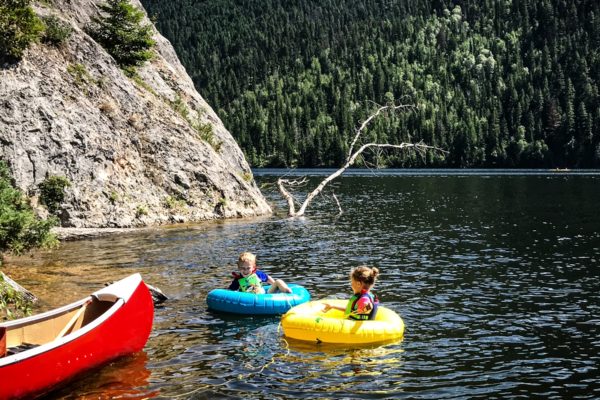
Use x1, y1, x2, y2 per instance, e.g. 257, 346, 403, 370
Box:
277, 102, 447, 217
277, 178, 297, 216
281, 177, 309, 187
0, 272, 38, 304
332, 192, 343, 215
347, 103, 415, 159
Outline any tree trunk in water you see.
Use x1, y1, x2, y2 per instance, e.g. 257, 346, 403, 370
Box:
277, 104, 448, 217
0, 271, 38, 304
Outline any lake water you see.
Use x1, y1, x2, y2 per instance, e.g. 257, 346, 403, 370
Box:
4, 169, 600, 399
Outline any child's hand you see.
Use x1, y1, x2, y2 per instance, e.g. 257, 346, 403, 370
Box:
322, 303, 332, 312
250, 285, 265, 294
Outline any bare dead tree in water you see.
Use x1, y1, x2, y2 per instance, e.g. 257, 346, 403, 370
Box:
277, 103, 448, 217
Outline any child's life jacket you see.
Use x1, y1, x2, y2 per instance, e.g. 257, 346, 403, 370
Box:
229, 269, 268, 294
237, 273, 265, 294
345, 290, 379, 320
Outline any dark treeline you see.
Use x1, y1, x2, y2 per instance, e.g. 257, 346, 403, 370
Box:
141, 0, 600, 168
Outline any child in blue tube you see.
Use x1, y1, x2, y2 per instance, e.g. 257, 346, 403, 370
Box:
228, 252, 292, 294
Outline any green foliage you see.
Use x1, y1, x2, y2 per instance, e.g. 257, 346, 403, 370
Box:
0, 0, 44, 61
38, 175, 71, 215
0, 161, 57, 256
191, 118, 221, 152
42, 15, 72, 46
169, 94, 222, 151
108, 190, 119, 204
135, 204, 148, 217
67, 63, 93, 88
143, 0, 600, 168
170, 93, 189, 119
87, 0, 155, 67
124, 66, 158, 95
0, 274, 33, 320
240, 171, 253, 182
164, 195, 185, 210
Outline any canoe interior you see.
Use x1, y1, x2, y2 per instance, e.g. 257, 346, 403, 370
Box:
2, 297, 114, 355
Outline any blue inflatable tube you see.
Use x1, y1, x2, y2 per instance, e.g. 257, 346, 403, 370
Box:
206, 284, 311, 315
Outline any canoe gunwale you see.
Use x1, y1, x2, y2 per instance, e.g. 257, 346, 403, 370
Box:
0, 297, 91, 331
0, 298, 124, 367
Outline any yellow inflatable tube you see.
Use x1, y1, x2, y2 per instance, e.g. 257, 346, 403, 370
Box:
281, 299, 405, 344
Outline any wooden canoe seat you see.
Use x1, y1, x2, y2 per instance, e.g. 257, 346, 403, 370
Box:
0, 326, 6, 357
55, 302, 89, 340
6, 342, 38, 356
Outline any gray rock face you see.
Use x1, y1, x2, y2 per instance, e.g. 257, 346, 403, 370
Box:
0, 0, 271, 227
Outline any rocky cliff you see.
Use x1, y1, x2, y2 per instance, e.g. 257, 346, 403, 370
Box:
0, 0, 271, 228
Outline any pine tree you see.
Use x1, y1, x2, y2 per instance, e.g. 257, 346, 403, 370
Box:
142, 0, 600, 168
0, 0, 43, 61
87, 0, 155, 67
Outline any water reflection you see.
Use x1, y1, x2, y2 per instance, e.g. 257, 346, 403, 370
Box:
49, 352, 158, 399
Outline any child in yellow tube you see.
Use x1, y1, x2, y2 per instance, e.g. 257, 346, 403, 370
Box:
228, 252, 292, 294
322, 265, 379, 320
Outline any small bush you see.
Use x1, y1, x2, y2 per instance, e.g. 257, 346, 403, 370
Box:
241, 171, 253, 182
0, 161, 57, 256
0, 0, 44, 61
42, 15, 72, 46
135, 205, 148, 217
192, 118, 222, 152
170, 93, 189, 119
128, 113, 144, 130
38, 175, 71, 215
98, 100, 117, 115
108, 190, 119, 204
67, 63, 92, 85
164, 195, 185, 210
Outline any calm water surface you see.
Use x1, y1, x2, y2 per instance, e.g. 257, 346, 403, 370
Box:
4, 169, 600, 399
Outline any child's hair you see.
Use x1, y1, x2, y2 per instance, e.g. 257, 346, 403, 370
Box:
238, 252, 256, 266
351, 265, 379, 287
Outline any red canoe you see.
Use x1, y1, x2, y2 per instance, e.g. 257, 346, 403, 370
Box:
0, 273, 154, 399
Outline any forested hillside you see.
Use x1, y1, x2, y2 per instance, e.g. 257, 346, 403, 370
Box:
141, 0, 600, 168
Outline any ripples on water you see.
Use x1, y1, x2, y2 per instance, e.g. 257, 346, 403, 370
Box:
4, 170, 600, 399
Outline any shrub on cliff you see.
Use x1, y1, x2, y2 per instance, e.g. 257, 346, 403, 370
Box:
0, 162, 58, 256
41, 15, 73, 46
1, 161, 57, 317
0, 0, 44, 62
38, 175, 71, 215
87, 0, 155, 67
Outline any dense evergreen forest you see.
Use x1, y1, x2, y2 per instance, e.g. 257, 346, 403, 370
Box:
141, 0, 600, 168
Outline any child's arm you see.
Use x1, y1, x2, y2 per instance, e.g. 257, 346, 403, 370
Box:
227, 275, 240, 291
227, 279, 239, 290
256, 270, 275, 284
322, 303, 345, 312
355, 297, 373, 313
